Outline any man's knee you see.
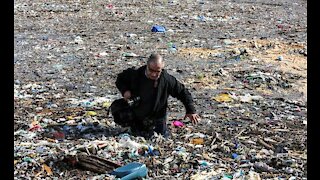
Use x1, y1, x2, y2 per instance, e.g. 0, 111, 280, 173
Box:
154, 118, 168, 135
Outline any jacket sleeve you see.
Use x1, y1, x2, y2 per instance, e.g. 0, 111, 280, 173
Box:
167, 74, 196, 114
115, 68, 134, 96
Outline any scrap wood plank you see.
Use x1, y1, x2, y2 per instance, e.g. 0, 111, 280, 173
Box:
65, 154, 121, 174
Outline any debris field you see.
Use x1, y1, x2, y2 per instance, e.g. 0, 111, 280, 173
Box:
14, 0, 307, 179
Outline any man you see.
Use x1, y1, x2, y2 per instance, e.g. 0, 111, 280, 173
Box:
115, 53, 200, 138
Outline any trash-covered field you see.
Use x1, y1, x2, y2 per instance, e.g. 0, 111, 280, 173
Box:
14, 0, 307, 179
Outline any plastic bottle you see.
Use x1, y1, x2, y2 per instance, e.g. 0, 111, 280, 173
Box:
119, 134, 143, 150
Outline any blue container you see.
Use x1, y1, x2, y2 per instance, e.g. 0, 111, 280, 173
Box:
232, 153, 238, 159
111, 162, 148, 180
151, 25, 166, 32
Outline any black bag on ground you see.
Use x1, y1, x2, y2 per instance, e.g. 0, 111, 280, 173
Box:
107, 98, 135, 127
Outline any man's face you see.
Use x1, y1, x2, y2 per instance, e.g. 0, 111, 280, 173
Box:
146, 62, 163, 80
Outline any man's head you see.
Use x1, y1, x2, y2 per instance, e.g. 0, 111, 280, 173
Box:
146, 54, 165, 80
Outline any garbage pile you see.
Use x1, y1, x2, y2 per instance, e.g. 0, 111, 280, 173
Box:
14, 0, 306, 179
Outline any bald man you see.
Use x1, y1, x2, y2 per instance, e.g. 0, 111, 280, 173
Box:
115, 53, 200, 138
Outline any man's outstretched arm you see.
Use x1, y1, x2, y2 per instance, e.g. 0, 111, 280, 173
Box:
167, 75, 201, 124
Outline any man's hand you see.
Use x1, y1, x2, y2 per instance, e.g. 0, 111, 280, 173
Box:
123, 90, 131, 100
184, 113, 201, 125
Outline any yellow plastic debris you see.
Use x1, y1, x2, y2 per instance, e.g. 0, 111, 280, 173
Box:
212, 93, 233, 102
86, 111, 97, 116
102, 101, 111, 108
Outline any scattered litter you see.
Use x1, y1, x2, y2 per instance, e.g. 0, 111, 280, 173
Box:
14, 0, 307, 179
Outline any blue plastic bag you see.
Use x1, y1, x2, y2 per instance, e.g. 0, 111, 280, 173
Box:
151, 25, 166, 32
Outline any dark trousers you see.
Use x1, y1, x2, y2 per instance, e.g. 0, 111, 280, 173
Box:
130, 115, 169, 138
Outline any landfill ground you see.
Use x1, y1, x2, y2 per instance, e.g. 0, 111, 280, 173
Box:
14, 0, 307, 179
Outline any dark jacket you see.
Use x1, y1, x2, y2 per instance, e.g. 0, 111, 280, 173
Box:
115, 65, 196, 119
